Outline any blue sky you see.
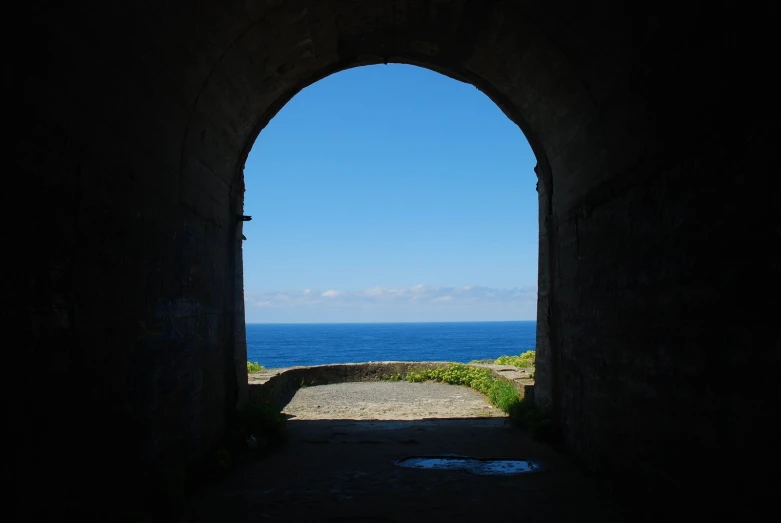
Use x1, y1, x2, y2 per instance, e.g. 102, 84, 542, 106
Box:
242, 64, 538, 323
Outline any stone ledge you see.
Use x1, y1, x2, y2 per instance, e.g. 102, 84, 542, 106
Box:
248, 361, 535, 409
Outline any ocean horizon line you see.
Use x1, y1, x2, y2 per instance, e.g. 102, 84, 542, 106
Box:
246, 320, 537, 368
246, 319, 536, 325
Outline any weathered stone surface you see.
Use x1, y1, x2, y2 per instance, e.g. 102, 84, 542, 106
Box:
248, 362, 534, 409
281, 381, 508, 420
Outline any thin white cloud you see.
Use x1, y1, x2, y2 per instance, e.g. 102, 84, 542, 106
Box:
245, 284, 537, 308
363, 286, 384, 297
243, 284, 538, 321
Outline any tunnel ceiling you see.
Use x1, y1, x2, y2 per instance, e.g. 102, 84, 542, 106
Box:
183, 0, 651, 214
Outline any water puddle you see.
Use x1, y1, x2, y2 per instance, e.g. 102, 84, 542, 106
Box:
395, 456, 541, 475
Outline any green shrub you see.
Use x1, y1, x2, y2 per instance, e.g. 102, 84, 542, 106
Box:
404, 362, 558, 442
487, 379, 521, 413
405, 364, 520, 414
494, 350, 536, 368
247, 361, 265, 373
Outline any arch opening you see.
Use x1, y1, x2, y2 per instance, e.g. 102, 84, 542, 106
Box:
178, 0, 627, 478
241, 64, 539, 370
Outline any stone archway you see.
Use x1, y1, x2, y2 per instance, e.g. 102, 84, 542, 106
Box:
178, 0, 653, 473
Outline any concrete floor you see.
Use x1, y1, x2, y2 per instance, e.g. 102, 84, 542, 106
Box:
188, 417, 622, 522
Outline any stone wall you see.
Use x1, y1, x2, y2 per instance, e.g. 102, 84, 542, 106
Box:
248, 362, 535, 410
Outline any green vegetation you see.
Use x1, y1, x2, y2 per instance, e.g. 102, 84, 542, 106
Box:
471, 350, 536, 378
495, 350, 535, 368
247, 361, 265, 373
405, 364, 521, 414
404, 362, 558, 442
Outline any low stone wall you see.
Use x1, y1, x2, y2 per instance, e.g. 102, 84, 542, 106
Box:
247, 361, 535, 409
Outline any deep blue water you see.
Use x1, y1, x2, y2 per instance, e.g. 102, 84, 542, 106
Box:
246, 321, 536, 368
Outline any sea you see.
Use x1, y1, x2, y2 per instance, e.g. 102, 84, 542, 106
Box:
246, 321, 536, 369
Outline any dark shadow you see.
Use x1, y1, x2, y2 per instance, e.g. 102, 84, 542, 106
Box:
187, 417, 623, 523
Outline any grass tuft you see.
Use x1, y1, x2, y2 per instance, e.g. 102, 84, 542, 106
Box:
494, 350, 536, 369
405, 364, 520, 414
404, 361, 558, 442
247, 361, 265, 373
